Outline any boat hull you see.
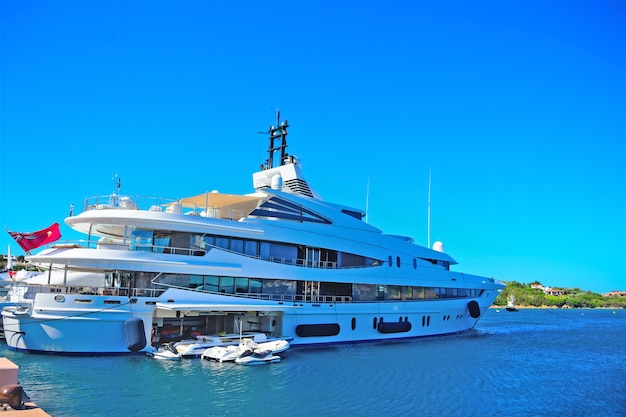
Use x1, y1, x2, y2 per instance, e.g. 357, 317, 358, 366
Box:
1, 287, 500, 354
2, 294, 155, 355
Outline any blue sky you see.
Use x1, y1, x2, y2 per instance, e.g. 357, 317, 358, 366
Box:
1, 1, 624, 293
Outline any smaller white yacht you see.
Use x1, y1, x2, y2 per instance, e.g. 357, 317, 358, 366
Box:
505, 294, 519, 312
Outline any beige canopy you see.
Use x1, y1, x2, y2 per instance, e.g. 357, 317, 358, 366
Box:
166, 192, 264, 219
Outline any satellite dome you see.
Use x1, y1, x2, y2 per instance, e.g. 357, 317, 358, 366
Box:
432, 241, 444, 253
271, 174, 283, 190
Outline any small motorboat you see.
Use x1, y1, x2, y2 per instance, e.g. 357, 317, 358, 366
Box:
202, 338, 290, 362
148, 342, 181, 360
234, 348, 281, 365
174, 332, 284, 358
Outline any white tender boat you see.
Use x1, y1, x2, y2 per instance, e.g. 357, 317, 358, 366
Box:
2, 115, 504, 355
174, 331, 285, 358
202, 337, 290, 362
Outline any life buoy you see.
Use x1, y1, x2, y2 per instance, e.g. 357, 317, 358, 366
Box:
468, 300, 481, 319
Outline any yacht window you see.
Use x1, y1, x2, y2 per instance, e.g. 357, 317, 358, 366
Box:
230, 239, 243, 253
260, 242, 271, 260
269, 243, 297, 262
154, 232, 171, 254
249, 278, 262, 294
189, 275, 203, 290
250, 197, 331, 224
220, 277, 234, 293
158, 273, 189, 288
339, 252, 366, 267
319, 282, 352, 297
204, 276, 219, 292
244, 240, 259, 257
263, 279, 296, 295
385, 285, 401, 301
235, 278, 249, 293
353, 284, 377, 301
413, 287, 425, 299
202, 235, 215, 247
424, 287, 437, 299
215, 237, 229, 250
171, 232, 191, 254
377, 285, 385, 301
131, 229, 153, 252
402, 286, 413, 300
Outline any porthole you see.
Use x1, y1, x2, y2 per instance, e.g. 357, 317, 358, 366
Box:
388, 256, 392, 267
413, 258, 417, 269
373, 317, 378, 329
351, 317, 356, 330
396, 256, 401, 268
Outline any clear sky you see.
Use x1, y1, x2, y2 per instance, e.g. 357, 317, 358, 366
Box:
1, 1, 624, 293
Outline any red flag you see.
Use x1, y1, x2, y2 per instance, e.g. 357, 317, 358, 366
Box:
6, 223, 62, 253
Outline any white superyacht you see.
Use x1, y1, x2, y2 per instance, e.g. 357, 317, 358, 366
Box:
2, 117, 504, 354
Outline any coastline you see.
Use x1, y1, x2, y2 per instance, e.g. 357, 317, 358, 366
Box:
490, 305, 622, 310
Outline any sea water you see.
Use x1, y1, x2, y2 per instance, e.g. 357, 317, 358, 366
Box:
1, 308, 624, 417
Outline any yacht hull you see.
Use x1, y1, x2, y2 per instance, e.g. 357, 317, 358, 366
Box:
2, 288, 499, 354
2, 294, 155, 355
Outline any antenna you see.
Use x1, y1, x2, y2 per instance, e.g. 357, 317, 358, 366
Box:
365, 177, 370, 224
427, 167, 431, 249
112, 174, 121, 192
261, 109, 289, 170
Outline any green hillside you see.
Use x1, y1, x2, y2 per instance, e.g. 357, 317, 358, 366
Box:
494, 281, 626, 309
